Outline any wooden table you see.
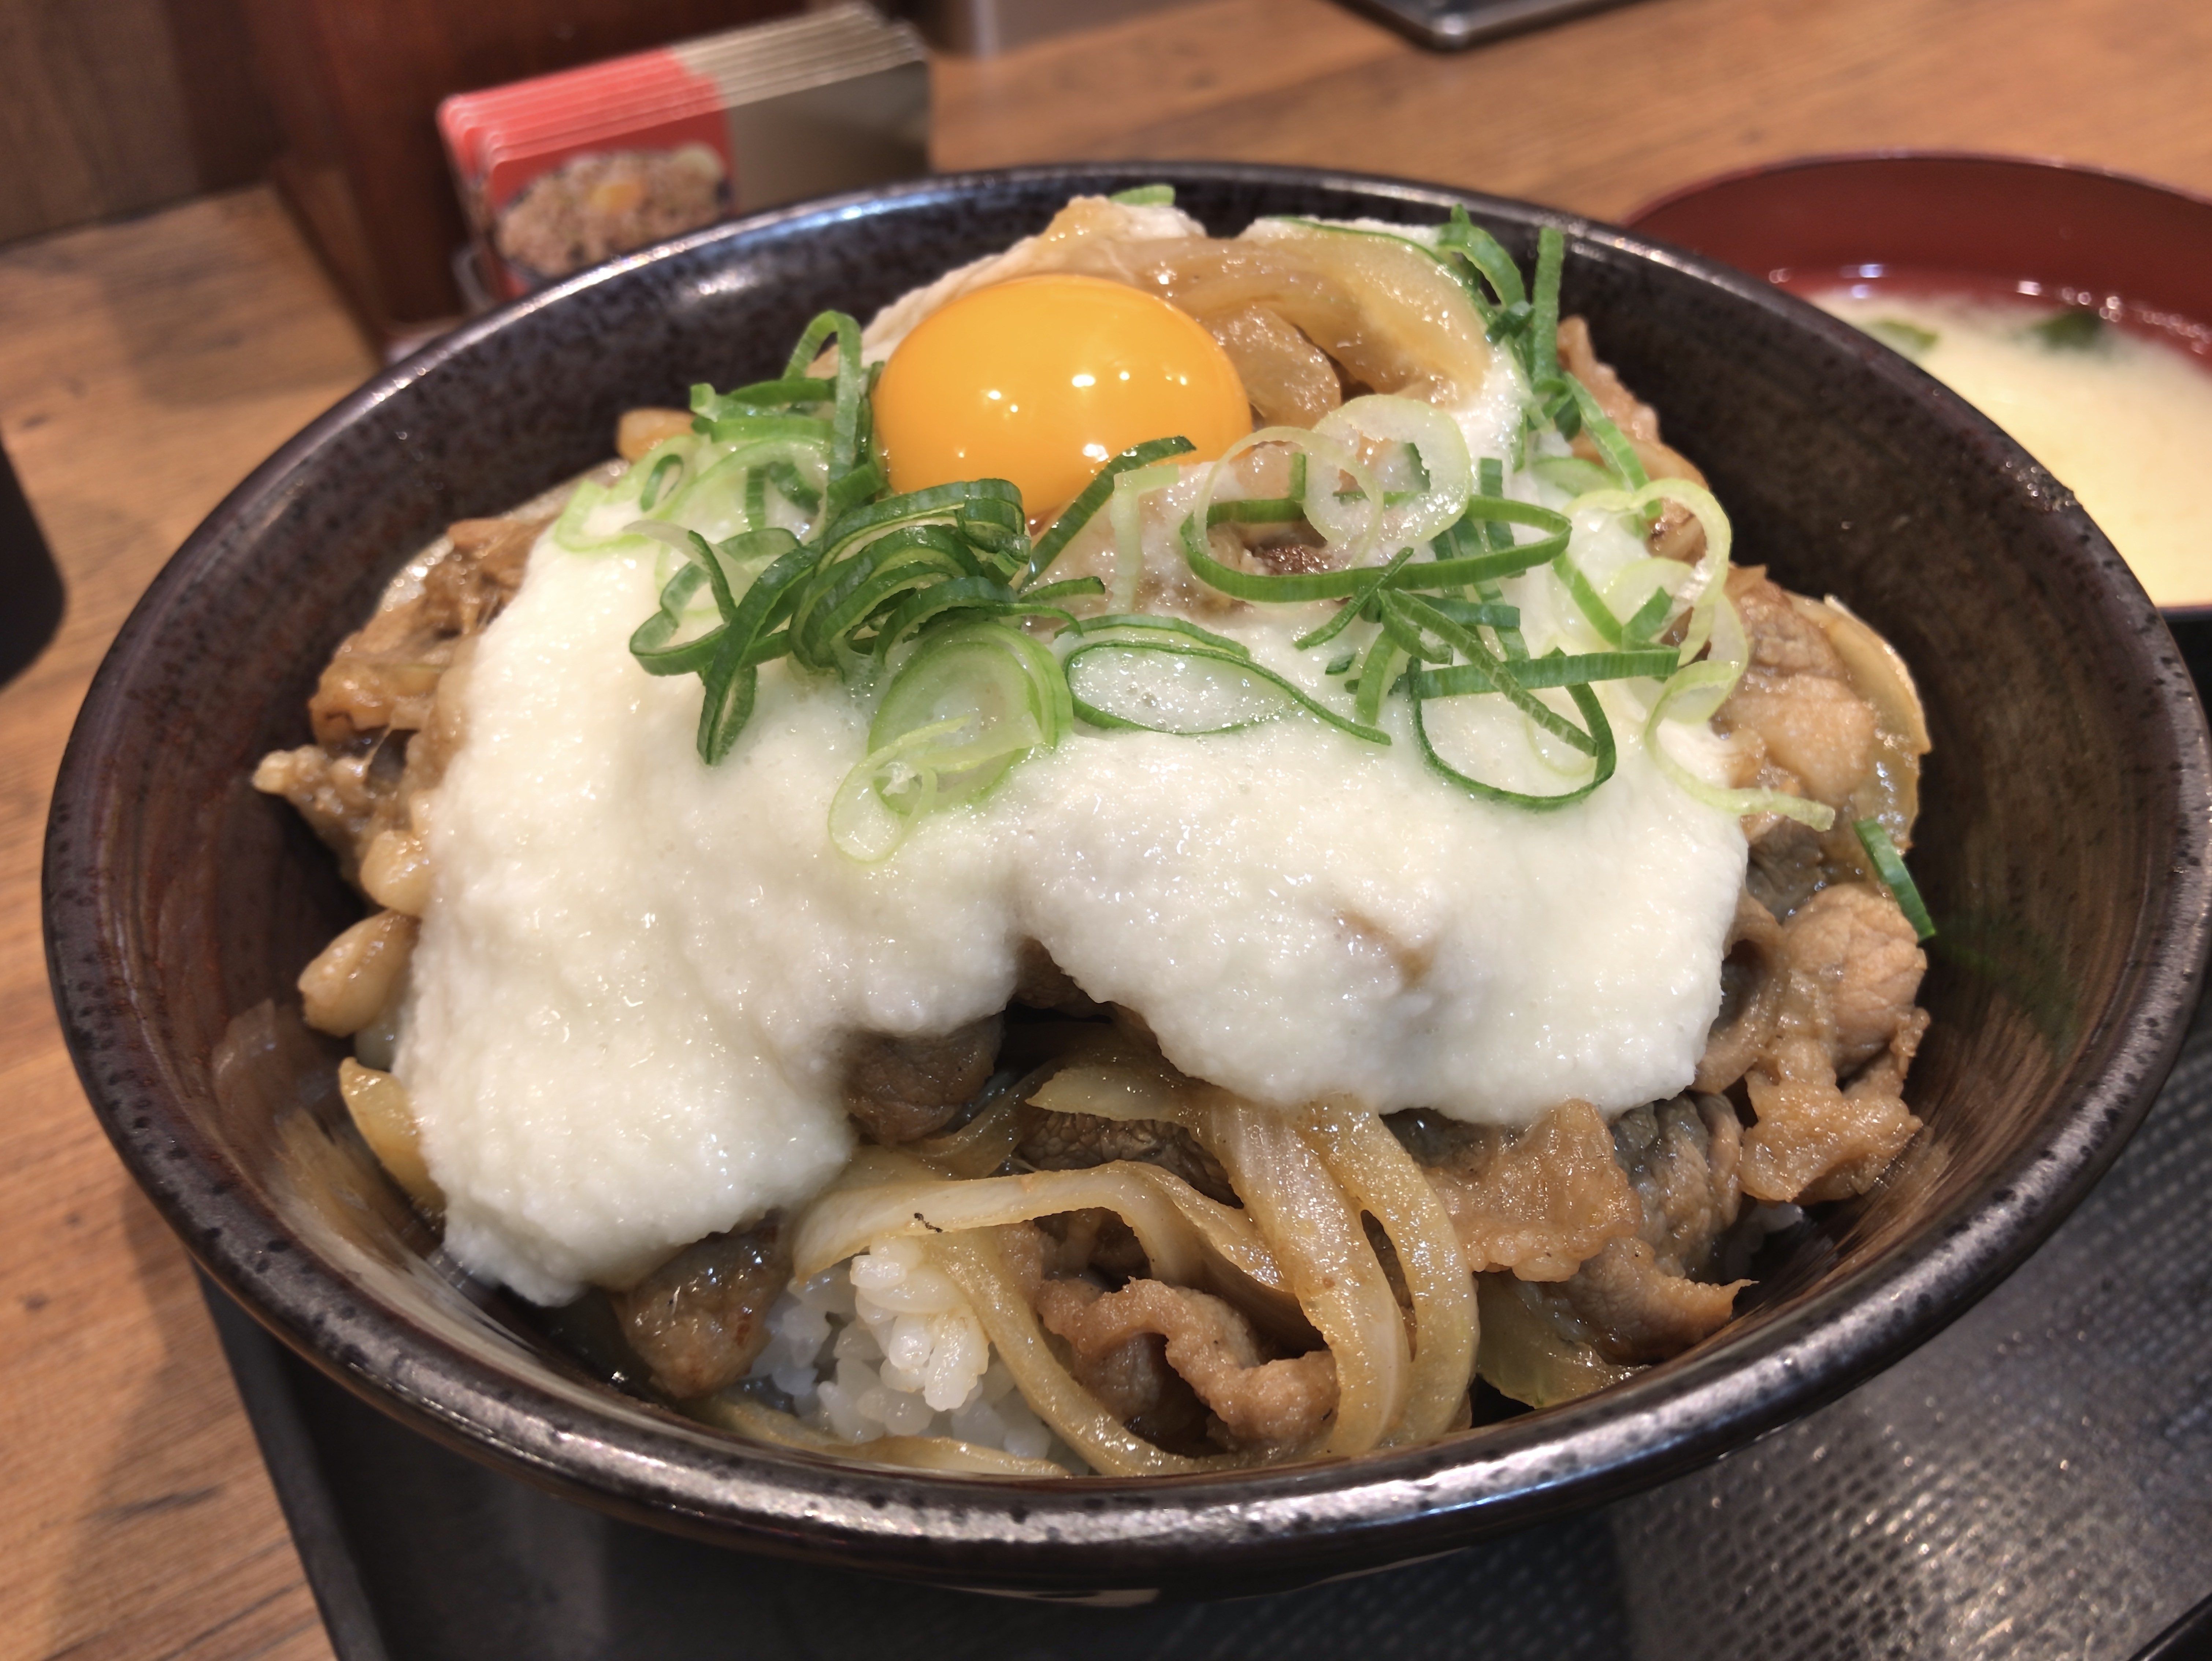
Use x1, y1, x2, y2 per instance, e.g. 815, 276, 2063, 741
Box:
3, 0, 2207, 1653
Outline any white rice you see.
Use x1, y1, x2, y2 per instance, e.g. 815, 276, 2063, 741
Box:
744, 1237, 1064, 1461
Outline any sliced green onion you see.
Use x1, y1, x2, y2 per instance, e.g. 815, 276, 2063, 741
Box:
697, 411, 835, 448
1528, 225, 1563, 385
2029, 308, 2104, 351
1552, 548, 1628, 645
1109, 460, 1183, 611
1856, 818, 1937, 940
1619, 584, 1672, 644
1187, 425, 1383, 587
828, 717, 964, 862
830, 620, 1073, 859
1066, 641, 1387, 745
869, 575, 1081, 665
1421, 496, 1571, 585
1020, 576, 1108, 606
778, 313, 862, 452
638, 452, 683, 512
1412, 676, 1615, 811
1530, 454, 1613, 498
1437, 205, 1526, 313
694, 536, 821, 764
691, 376, 835, 421
1208, 495, 1306, 525
872, 620, 1068, 785
655, 437, 829, 545
1556, 377, 1649, 491
1867, 319, 1937, 359
1292, 546, 1419, 652
1312, 395, 1472, 550
628, 562, 717, 676
1024, 436, 1195, 585
763, 458, 823, 515
1640, 659, 1834, 830
1062, 612, 1252, 656
791, 524, 988, 670
1354, 635, 1408, 728
1109, 183, 1175, 206
1384, 592, 1598, 755
1409, 647, 1676, 698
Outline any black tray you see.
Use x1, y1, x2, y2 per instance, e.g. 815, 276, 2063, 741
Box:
204, 971, 2212, 1660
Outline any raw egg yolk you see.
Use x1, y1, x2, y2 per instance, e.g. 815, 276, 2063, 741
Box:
871, 274, 1253, 520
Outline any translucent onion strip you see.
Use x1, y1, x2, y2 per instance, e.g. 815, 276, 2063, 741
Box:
695, 1389, 1069, 1478
1186, 1093, 1409, 1456
907, 1088, 1024, 1179
1298, 1103, 1476, 1446
790, 1160, 1286, 1293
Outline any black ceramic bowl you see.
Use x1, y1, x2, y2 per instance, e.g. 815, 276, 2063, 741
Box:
44, 163, 2212, 1600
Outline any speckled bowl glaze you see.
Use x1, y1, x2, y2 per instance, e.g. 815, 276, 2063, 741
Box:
44, 163, 2212, 1599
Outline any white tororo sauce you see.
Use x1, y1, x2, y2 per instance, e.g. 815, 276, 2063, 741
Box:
397, 330, 1750, 1304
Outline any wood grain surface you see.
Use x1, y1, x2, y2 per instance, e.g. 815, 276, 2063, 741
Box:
1, 1, 2204, 1653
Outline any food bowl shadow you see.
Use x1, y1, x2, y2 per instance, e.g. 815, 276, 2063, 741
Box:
42, 162, 2212, 1598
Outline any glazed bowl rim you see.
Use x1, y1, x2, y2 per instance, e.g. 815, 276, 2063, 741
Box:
1624, 146, 2212, 230
44, 159, 2212, 1589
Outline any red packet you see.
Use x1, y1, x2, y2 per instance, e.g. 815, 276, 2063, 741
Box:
441, 4, 928, 303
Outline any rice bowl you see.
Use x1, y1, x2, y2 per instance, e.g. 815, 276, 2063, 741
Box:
43, 164, 2211, 1597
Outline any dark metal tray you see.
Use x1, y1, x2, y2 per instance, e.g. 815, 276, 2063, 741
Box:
205, 973, 2212, 1659
1337, 0, 1647, 51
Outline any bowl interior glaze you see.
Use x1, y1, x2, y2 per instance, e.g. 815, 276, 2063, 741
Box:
44, 163, 2212, 1598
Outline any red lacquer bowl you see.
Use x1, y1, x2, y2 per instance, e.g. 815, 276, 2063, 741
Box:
1629, 152, 2212, 613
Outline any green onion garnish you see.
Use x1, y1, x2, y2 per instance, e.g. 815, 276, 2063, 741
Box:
1109, 183, 1176, 207
1411, 674, 1615, 811
1866, 318, 1937, 359
638, 452, 683, 512
1024, 436, 1195, 586
1066, 639, 1388, 746
1436, 204, 1526, 322
1407, 647, 1675, 698
1528, 225, 1563, 387
1529, 455, 1613, 497
1855, 818, 1937, 940
623, 208, 1795, 846
1063, 611, 1252, 655
2029, 308, 2105, 351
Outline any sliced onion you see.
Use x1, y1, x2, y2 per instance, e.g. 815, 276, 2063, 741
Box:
1026, 1050, 1197, 1125
790, 1160, 1284, 1293
1186, 1093, 1409, 1456
1300, 1103, 1475, 1446
1814, 593, 1930, 753
907, 1090, 1023, 1180
1473, 1275, 1636, 1409
1237, 219, 1493, 402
